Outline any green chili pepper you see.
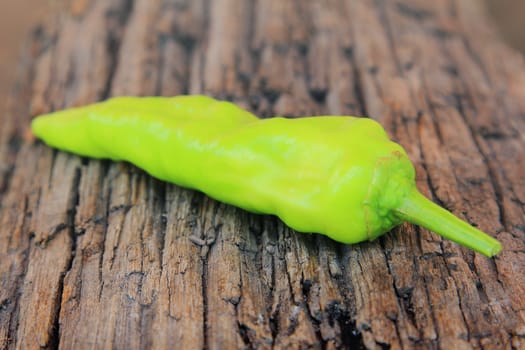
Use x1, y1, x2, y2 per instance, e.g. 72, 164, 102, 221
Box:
31, 95, 502, 257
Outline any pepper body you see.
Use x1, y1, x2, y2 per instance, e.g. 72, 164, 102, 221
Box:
32, 95, 502, 256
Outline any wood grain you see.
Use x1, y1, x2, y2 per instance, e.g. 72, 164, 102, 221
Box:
0, 0, 524, 349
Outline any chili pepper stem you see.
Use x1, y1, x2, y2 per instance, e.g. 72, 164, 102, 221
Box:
395, 190, 502, 257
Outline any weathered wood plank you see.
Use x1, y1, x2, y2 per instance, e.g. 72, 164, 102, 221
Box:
0, 0, 524, 349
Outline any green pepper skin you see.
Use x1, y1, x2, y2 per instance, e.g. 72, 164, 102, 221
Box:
32, 95, 503, 256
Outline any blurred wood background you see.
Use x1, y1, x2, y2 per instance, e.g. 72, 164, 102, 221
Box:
1, 0, 525, 108
1, 0, 525, 349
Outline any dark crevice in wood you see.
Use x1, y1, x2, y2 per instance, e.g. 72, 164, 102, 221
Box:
343, 2, 370, 117
344, 47, 368, 117
200, 200, 213, 350
398, 282, 417, 328
476, 125, 519, 141
0, 162, 14, 200
396, 2, 434, 22
234, 253, 254, 348
174, 31, 198, 54
98, 165, 111, 301
429, 26, 456, 41
421, 76, 445, 145
281, 232, 306, 339
376, 340, 392, 350
47, 149, 58, 190
64, 60, 77, 105
137, 213, 148, 349
325, 300, 366, 350
157, 184, 167, 279
309, 88, 328, 105
237, 322, 254, 349
334, 248, 356, 311
107, 184, 130, 271
50, 165, 82, 349
326, 273, 351, 346
101, 0, 135, 100
164, 270, 177, 321
269, 300, 279, 346
416, 121, 446, 212
37, 223, 68, 248
109, 203, 133, 215
201, 254, 209, 350
262, 220, 278, 347
0, 135, 23, 198
300, 275, 325, 348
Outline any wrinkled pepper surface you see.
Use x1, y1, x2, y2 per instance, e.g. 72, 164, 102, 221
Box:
31, 95, 502, 257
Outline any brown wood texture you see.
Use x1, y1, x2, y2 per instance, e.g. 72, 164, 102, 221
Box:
1, 0, 524, 349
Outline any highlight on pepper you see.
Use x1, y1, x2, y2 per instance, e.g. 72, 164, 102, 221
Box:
31, 95, 503, 257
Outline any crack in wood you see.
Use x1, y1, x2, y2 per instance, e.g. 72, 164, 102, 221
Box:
50, 165, 82, 349
201, 252, 210, 349
345, 46, 369, 118
0, 138, 19, 199
101, 0, 135, 100
299, 275, 325, 347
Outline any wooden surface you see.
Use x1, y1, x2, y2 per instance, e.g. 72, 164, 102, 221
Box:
1, 0, 524, 349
